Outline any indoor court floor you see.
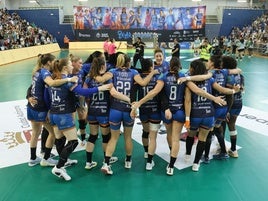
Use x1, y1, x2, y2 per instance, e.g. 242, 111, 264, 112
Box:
0, 49, 268, 201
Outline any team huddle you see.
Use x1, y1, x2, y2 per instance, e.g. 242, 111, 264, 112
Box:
26, 47, 244, 181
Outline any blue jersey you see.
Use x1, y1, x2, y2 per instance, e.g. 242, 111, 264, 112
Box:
29, 68, 51, 111
109, 68, 138, 112
227, 74, 244, 109
84, 77, 110, 116
120, 13, 128, 26
154, 60, 169, 74
159, 72, 186, 112
49, 75, 77, 114
137, 73, 160, 114
191, 78, 215, 118
211, 68, 229, 108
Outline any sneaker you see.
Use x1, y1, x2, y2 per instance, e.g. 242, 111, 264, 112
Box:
184, 154, 191, 163
40, 158, 58, 167
213, 153, 229, 160
52, 166, 71, 181
125, 160, 132, 169
85, 161, 97, 170
166, 165, 174, 176
64, 159, 78, 168
146, 161, 155, 171
228, 149, 239, 158
192, 163, 200, 172
81, 140, 87, 146
144, 152, 148, 159
101, 163, 113, 175
28, 157, 41, 167
109, 156, 118, 164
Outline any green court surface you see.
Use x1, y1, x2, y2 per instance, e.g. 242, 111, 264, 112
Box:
0, 50, 268, 201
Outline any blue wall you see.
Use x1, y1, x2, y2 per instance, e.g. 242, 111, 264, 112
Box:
10, 9, 74, 48
219, 9, 266, 36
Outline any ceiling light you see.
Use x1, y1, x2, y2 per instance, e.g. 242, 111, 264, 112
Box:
29, 0, 37, 3
237, 0, 247, 2
192, 0, 202, 2
134, 0, 144, 2
78, 0, 88, 2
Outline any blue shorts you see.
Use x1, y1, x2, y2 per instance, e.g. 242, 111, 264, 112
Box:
27, 107, 48, 122
139, 112, 161, 123
214, 107, 228, 126
109, 108, 134, 130
87, 115, 109, 125
50, 113, 75, 130
190, 116, 214, 130
161, 110, 185, 124
229, 108, 242, 116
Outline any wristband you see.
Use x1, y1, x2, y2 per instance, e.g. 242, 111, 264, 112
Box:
186, 116, 190, 121
186, 76, 191, 81
67, 78, 71, 82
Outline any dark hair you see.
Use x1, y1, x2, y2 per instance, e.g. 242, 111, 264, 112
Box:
209, 55, 222, 69
190, 59, 207, 85
84, 51, 103, 64
52, 58, 69, 79
89, 57, 106, 79
221, 56, 237, 69
40, 53, 56, 65
154, 48, 163, 55
169, 57, 182, 80
141, 58, 153, 73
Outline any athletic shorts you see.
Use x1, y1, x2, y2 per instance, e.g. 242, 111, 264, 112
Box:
87, 115, 109, 125
109, 108, 134, 130
27, 107, 47, 122
214, 107, 228, 126
161, 109, 185, 124
50, 113, 75, 130
190, 116, 215, 130
229, 108, 242, 116
139, 112, 161, 123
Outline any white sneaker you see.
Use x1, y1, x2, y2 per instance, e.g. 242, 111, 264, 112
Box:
166, 165, 174, 176
28, 157, 41, 167
125, 160, 132, 169
146, 161, 155, 171
52, 166, 71, 181
184, 154, 191, 163
64, 159, 78, 168
144, 152, 148, 159
101, 163, 113, 175
192, 163, 200, 172
228, 149, 239, 158
109, 156, 118, 164
85, 161, 97, 170
40, 158, 58, 167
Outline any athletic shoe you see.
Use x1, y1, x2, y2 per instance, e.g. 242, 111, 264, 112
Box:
40, 158, 58, 167
192, 163, 200, 172
166, 165, 174, 176
80, 140, 87, 146
144, 152, 148, 159
184, 154, 191, 163
52, 166, 71, 181
64, 159, 78, 168
125, 160, 132, 169
85, 161, 97, 170
146, 161, 155, 171
201, 155, 210, 164
109, 156, 118, 164
101, 163, 113, 175
228, 149, 239, 158
213, 153, 229, 160
28, 157, 41, 167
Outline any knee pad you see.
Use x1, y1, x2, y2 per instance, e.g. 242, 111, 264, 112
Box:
78, 120, 87, 130
87, 134, 98, 144
229, 130, 237, 136
149, 123, 160, 132
142, 130, 149, 139
102, 133, 111, 143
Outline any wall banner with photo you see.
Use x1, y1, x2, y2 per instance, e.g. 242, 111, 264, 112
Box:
73, 6, 206, 43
